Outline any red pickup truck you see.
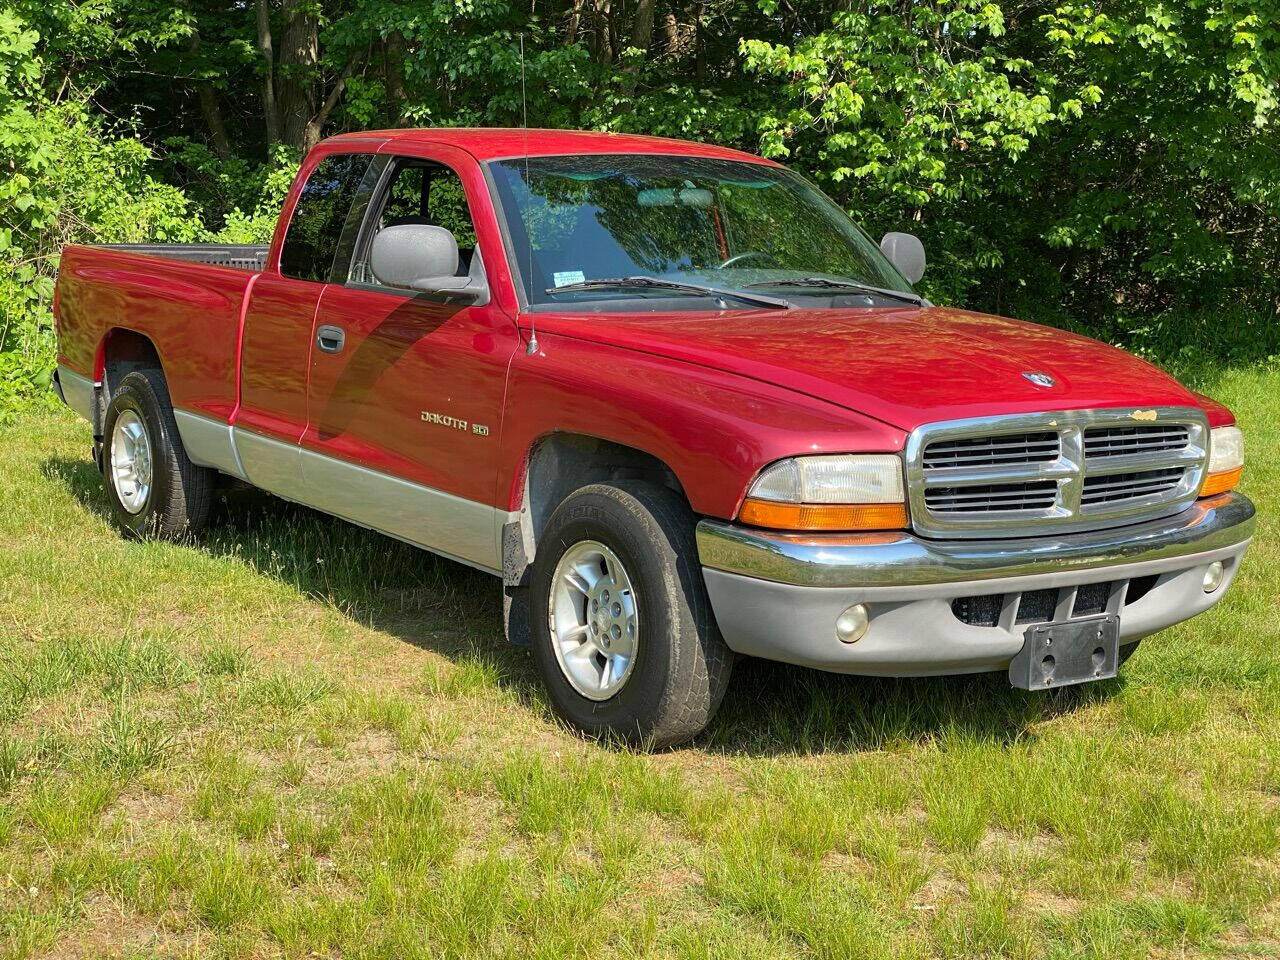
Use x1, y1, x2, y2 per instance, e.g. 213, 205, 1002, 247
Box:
54, 128, 1254, 746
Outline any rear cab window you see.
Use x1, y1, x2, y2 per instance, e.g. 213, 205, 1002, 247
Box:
279, 153, 378, 282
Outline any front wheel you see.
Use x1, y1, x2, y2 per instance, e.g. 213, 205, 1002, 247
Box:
529, 481, 733, 748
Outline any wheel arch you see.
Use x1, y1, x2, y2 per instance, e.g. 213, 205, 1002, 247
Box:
500, 432, 692, 645
94, 328, 166, 417
528, 431, 684, 533
84, 328, 168, 455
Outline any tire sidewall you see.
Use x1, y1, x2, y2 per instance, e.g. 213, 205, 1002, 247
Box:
530, 492, 683, 740
102, 376, 173, 538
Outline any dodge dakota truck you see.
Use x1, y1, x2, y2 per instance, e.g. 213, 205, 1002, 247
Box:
53, 128, 1254, 747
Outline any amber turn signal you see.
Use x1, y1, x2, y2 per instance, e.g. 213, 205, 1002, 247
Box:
738, 498, 909, 532
1200, 466, 1242, 498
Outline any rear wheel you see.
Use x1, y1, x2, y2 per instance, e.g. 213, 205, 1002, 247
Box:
101, 368, 213, 540
529, 481, 733, 748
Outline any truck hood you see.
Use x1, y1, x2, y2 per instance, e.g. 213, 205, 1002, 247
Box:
530, 305, 1204, 432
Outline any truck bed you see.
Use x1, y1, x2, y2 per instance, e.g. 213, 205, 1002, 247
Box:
99, 244, 269, 272
55, 244, 262, 422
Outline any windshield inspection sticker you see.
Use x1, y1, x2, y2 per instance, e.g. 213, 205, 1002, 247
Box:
553, 270, 586, 287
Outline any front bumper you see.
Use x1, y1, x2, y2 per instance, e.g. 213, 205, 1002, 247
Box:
696, 493, 1255, 676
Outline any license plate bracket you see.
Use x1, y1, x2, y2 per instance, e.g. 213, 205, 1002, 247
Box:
1009, 614, 1120, 690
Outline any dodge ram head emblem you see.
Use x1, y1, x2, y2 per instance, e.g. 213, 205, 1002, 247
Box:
1022, 372, 1055, 388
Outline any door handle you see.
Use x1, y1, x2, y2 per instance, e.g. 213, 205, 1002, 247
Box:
316, 325, 345, 353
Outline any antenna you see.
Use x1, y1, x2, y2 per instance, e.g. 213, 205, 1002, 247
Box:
520, 34, 538, 356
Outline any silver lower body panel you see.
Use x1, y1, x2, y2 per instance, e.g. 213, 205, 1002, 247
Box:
55, 365, 96, 423
174, 409, 247, 480
172, 408, 508, 574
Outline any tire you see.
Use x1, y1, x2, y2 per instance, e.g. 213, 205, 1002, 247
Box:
529, 481, 733, 749
101, 367, 214, 540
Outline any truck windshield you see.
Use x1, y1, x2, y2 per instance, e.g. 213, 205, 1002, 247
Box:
488, 154, 915, 309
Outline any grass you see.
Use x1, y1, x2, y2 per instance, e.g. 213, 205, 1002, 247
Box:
1, 361, 1278, 958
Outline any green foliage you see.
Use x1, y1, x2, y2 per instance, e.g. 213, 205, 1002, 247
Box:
210, 146, 302, 244
741, 0, 1280, 313
0, 12, 204, 421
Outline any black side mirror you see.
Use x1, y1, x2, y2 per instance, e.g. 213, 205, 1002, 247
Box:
370, 224, 489, 305
879, 231, 926, 285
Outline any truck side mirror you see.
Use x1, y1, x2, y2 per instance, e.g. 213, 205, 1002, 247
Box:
370, 224, 489, 305
879, 231, 926, 285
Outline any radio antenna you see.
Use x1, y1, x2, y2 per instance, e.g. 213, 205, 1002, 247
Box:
520, 34, 538, 356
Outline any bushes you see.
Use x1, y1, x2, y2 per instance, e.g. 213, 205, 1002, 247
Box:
0, 9, 301, 422
0, 8, 207, 421
0, 101, 207, 423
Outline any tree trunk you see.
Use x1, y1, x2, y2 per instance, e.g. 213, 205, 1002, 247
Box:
303, 55, 361, 152
255, 0, 281, 146
592, 0, 614, 65
694, 4, 706, 83
566, 0, 586, 45
185, 30, 232, 159
620, 0, 655, 93
630, 0, 656, 52
660, 11, 678, 56
278, 0, 319, 150
384, 31, 408, 119
196, 81, 233, 159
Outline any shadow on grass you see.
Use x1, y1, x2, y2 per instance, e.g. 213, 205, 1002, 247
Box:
43, 454, 1120, 756
42, 453, 535, 692
699, 656, 1121, 755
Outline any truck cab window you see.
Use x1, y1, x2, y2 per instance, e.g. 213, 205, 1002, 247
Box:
349, 159, 479, 286
279, 153, 374, 283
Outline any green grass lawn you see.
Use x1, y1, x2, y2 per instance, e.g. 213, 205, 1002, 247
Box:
2, 365, 1278, 959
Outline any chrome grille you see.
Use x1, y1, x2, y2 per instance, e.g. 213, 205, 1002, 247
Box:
1084, 424, 1191, 459
907, 407, 1209, 539
926, 480, 1058, 513
922, 432, 1059, 469
1081, 467, 1185, 506
950, 579, 1129, 628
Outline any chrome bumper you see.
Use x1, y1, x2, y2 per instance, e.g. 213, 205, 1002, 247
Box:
696, 493, 1255, 589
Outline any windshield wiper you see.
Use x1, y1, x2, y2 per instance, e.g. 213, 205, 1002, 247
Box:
745, 276, 923, 306
546, 276, 793, 309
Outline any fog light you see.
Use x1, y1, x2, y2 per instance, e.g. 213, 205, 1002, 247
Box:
1202, 561, 1225, 594
836, 604, 870, 644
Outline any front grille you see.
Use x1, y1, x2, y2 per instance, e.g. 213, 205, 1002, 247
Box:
923, 432, 1059, 469
908, 408, 1208, 538
926, 480, 1058, 513
950, 594, 1002, 627
1015, 588, 1059, 624
950, 580, 1125, 628
1084, 425, 1191, 459
1081, 467, 1185, 506
1072, 581, 1112, 616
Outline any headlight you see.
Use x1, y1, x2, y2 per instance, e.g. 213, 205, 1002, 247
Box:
738, 454, 908, 531
1201, 426, 1244, 496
